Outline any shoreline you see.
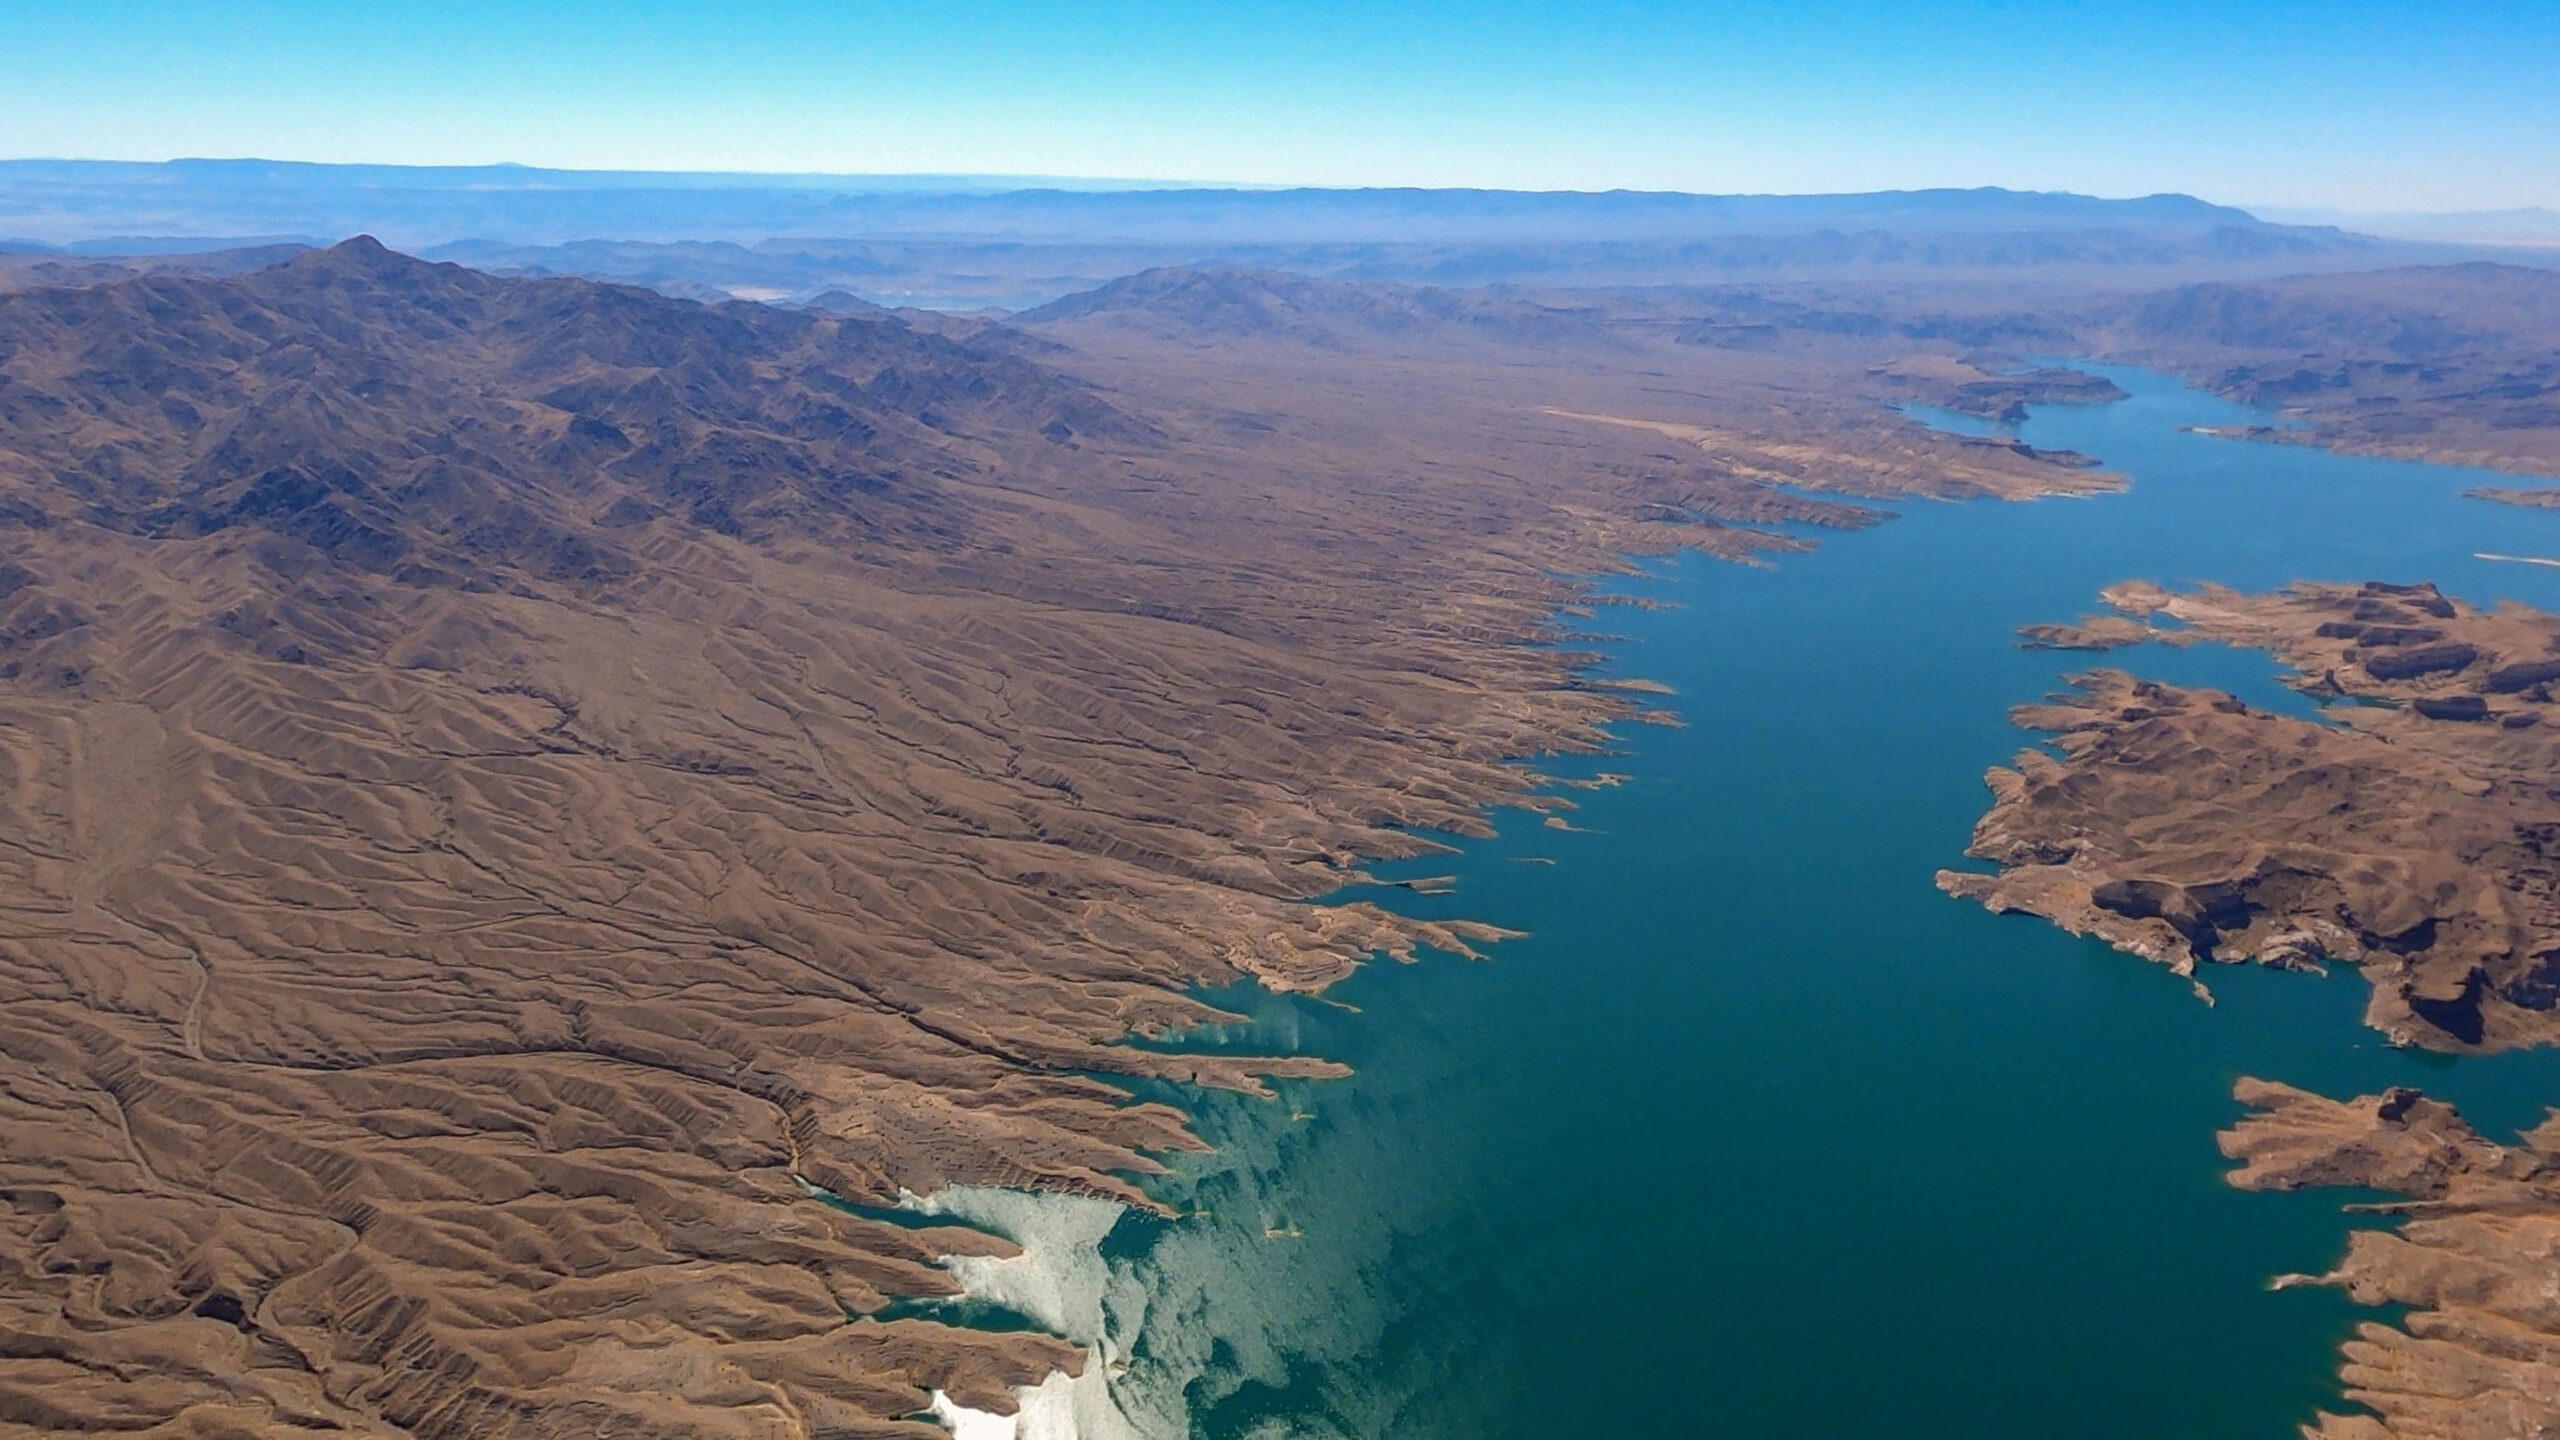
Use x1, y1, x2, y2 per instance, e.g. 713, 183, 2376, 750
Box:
1943, 577, 2560, 1436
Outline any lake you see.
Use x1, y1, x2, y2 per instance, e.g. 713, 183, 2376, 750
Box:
918, 366, 2560, 1440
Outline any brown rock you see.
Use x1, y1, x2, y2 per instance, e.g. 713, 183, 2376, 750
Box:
1952, 580, 2560, 1438
1940, 581, 2560, 1051
2222, 1080, 2560, 1440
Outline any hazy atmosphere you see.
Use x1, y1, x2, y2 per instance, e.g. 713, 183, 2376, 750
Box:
5, 0, 2556, 209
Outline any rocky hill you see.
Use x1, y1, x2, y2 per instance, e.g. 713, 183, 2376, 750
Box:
1016, 264, 1619, 353
0, 243, 1567, 1438
0, 238, 1136, 589
2093, 263, 2560, 475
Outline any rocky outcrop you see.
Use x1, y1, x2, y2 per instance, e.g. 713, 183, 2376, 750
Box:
2222, 1080, 2560, 1440
2470, 486, 2560, 511
1942, 580, 2560, 1051
2015, 614, 2149, 650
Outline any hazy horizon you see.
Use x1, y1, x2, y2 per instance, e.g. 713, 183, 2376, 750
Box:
0, 156, 2538, 214
10, 159, 2557, 257
6, 1, 2552, 213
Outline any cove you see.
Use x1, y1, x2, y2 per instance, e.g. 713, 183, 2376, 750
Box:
992, 368, 2560, 1440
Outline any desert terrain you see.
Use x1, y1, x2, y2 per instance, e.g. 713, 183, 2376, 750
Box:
0, 239, 2103, 1437
5, 169, 2560, 1438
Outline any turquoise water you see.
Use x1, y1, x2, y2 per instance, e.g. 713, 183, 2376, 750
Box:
1066, 369, 2560, 1439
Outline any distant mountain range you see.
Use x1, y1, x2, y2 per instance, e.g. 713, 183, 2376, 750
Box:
5, 161, 2546, 311
2256, 205, 2560, 249
0, 160, 2280, 246
0, 161, 2440, 305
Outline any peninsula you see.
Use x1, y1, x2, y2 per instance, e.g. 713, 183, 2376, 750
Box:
1945, 578, 2560, 1436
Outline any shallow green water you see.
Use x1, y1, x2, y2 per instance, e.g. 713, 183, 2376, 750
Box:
1023, 369, 2560, 1440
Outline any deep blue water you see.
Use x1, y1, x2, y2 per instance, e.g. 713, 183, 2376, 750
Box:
1069, 368, 2560, 1440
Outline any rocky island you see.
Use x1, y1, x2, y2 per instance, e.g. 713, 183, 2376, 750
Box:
2470, 485, 2560, 511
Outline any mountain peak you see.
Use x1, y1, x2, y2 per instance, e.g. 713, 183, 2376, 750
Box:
284, 233, 444, 282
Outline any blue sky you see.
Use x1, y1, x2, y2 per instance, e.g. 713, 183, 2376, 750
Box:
3, 0, 2554, 210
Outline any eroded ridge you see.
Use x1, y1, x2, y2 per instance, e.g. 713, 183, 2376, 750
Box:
2222, 1081, 2560, 1440
0, 244, 1617, 1439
